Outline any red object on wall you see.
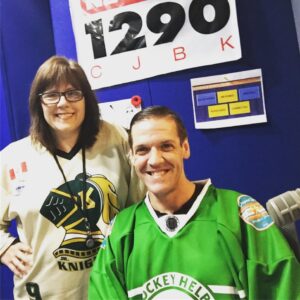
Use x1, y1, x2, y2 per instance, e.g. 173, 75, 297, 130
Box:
131, 95, 142, 107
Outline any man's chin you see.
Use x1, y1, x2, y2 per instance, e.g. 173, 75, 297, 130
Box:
147, 186, 170, 198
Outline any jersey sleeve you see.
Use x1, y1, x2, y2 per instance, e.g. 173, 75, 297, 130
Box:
217, 190, 300, 299
246, 251, 300, 299
238, 195, 300, 299
88, 220, 128, 299
0, 149, 17, 256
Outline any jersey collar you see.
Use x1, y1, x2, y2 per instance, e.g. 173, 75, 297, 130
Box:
145, 179, 212, 237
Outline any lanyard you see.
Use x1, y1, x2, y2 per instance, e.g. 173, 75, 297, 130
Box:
53, 148, 95, 248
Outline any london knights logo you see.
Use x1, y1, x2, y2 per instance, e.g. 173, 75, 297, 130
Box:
40, 173, 120, 271
128, 272, 215, 300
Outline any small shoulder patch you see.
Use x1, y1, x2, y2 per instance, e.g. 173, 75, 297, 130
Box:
101, 216, 117, 249
238, 195, 273, 231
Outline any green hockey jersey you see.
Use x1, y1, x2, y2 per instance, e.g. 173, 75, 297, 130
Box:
89, 180, 300, 300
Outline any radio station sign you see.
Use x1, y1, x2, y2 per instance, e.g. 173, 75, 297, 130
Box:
69, 0, 241, 88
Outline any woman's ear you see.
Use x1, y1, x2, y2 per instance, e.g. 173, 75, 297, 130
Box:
129, 150, 136, 165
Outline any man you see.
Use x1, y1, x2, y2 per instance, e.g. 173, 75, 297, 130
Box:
89, 106, 300, 299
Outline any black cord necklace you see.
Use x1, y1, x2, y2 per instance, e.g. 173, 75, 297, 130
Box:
53, 147, 95, 249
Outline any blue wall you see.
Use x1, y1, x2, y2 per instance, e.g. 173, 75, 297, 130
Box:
1, 0, 300, 299
49, 0, 300, 198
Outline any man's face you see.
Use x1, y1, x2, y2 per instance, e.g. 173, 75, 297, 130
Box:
131, 117, 190, 199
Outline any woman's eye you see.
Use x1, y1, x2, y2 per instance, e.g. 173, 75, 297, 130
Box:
46, 93, 58, 99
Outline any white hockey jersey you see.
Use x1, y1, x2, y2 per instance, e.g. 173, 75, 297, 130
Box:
0, 120, 145, 299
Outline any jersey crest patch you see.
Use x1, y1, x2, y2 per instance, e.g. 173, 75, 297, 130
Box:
238, 195, 273, 231
40, 173, 120, 271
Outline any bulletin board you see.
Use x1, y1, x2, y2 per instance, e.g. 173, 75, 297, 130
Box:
190, 69, 267, 129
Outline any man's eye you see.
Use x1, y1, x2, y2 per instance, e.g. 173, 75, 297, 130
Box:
135, 147, 148, 155
161, 144, 173, 151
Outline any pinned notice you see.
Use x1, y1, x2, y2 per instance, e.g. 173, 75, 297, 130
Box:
99, 97, 142, 129
191, 69, 267, 129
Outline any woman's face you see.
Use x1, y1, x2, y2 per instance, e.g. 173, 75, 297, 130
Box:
41, 83, 85, 141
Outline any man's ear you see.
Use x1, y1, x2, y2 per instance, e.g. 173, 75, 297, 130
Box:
182, 139, 191, 159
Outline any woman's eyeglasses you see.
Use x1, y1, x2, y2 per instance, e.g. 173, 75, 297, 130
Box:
39, 90, 83, 105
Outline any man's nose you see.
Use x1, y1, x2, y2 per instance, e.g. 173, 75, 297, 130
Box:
148, 148, 163, 165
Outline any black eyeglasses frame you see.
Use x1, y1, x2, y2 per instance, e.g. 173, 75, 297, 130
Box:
38, 89, 84, 105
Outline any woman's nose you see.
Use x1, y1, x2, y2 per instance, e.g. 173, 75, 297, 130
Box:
57, 94, 69, 106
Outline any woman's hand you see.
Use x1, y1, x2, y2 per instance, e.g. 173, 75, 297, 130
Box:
0, 242, 33, 278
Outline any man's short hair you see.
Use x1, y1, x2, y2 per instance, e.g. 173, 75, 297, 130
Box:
129, 105, 188, 148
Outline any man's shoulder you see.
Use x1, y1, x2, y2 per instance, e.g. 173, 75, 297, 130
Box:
116, 201, 144, 222
212, 185, 264, 213
208, 184, 243, 206
202, 182, 241, 207
110, 201, 145, 236
210, 185, 274, 232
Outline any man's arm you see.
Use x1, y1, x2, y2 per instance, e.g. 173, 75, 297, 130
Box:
88, 236, 128, 300
246, 254, 300, 299
217, 191, 300, 299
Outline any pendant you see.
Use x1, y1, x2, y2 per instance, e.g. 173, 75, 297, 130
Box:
165, 215, 179, 231
86, 237, 95, 248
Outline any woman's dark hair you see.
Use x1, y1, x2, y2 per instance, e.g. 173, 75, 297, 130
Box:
29, 55, 100, 153
128, 105, 188, 148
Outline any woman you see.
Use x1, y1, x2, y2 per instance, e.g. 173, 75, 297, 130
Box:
0, 56, 145, 299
